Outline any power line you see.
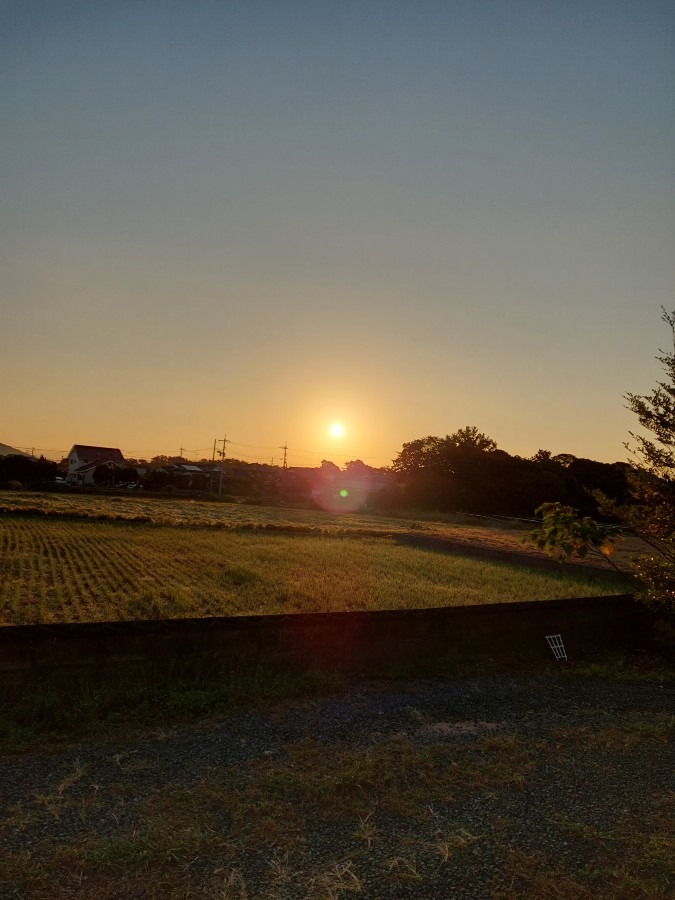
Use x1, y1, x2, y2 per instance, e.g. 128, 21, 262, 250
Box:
13, 446, 68, 454
226, 440, 392, 461
285, 446, 393, 461
7, 438, 396, 467
227, 440, 280, 450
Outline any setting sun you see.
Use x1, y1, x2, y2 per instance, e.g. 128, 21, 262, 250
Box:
329, 421, 345, 438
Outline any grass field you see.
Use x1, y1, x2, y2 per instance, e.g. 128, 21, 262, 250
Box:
0, 489, 538, 539
0, 488, 646, 563
0, 513, 624, 626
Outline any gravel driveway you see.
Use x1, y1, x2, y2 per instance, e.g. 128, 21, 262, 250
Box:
1, 672, 673, 899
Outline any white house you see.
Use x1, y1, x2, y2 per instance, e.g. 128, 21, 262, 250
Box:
66, 445, 126, 485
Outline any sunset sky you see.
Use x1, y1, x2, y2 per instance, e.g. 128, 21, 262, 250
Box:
2, 1, 674, 467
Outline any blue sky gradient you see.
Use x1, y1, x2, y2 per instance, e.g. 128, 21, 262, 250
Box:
2, 1, 674, 465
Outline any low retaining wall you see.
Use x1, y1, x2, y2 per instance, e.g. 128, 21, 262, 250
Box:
0, 595, 646, 697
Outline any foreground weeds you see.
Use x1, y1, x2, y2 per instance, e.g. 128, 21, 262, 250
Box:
3, 651, 672, 751
2, 727, 671, 899
0, 669, 345, 751
1, 664, 673, 898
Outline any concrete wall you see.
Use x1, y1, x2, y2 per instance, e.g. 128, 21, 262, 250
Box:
0, 595, 646, 699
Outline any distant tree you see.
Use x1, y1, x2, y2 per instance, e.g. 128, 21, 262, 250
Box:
367, 481, 403, 513
505, 456, 572, 515
392, 427, 499, 476
0, 454, 57, 485
448, 426, 498, 453
151, 454, 186, 465
552, 453, 577, 468
392, 436, 447, 476
343, 459, 378, 476
391, 427, 628, 518
91, 464, 141, 487
566, 458, 630, 507
141, 468, 175, 491
93, 464, 114, 485
391, 428, 504, 512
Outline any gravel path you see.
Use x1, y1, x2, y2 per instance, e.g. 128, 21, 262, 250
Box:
1, 673, 673, 899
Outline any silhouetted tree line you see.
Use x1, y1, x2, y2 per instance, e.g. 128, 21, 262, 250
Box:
0, 454, 57, 485
0, 438, 633, 519
386, 426, 631, 518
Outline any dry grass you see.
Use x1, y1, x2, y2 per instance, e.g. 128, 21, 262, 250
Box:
3, 484, 655, 585
0, 514, 623, 625
0, 489, 526, 535
1, 489, 646, 563
494, 796, 675, 899
2, 721, 672, 898
552, 716, 674, 753
0, 731, 537, 898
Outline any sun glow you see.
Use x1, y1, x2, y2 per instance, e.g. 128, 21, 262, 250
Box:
329, 421, 345, 438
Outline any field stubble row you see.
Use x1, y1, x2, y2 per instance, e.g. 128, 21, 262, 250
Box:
0, 514, 624, 626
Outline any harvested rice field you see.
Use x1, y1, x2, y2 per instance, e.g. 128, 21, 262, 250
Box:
0, 514, 623, 626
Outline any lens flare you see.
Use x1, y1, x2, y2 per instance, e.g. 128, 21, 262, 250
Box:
314, 474, 372, 514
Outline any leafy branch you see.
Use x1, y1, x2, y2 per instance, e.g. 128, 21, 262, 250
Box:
526, 502, 633, 587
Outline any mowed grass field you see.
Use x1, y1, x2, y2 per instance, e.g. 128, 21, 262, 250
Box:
0, 513, 624, 626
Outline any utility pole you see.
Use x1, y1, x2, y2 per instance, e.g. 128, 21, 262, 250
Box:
279, 442, 288, 498
217, 435, 229, 496
209, 439, 217, 494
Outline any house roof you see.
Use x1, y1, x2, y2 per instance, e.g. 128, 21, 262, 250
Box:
0, 442, 27, 457
71, 460, 109, 474
69, 445, 125, 463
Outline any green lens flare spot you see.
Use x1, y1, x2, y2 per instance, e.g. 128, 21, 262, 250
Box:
339, 489, 349, 498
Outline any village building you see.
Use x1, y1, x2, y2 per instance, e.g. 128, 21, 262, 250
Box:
66, 445, 126, 486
